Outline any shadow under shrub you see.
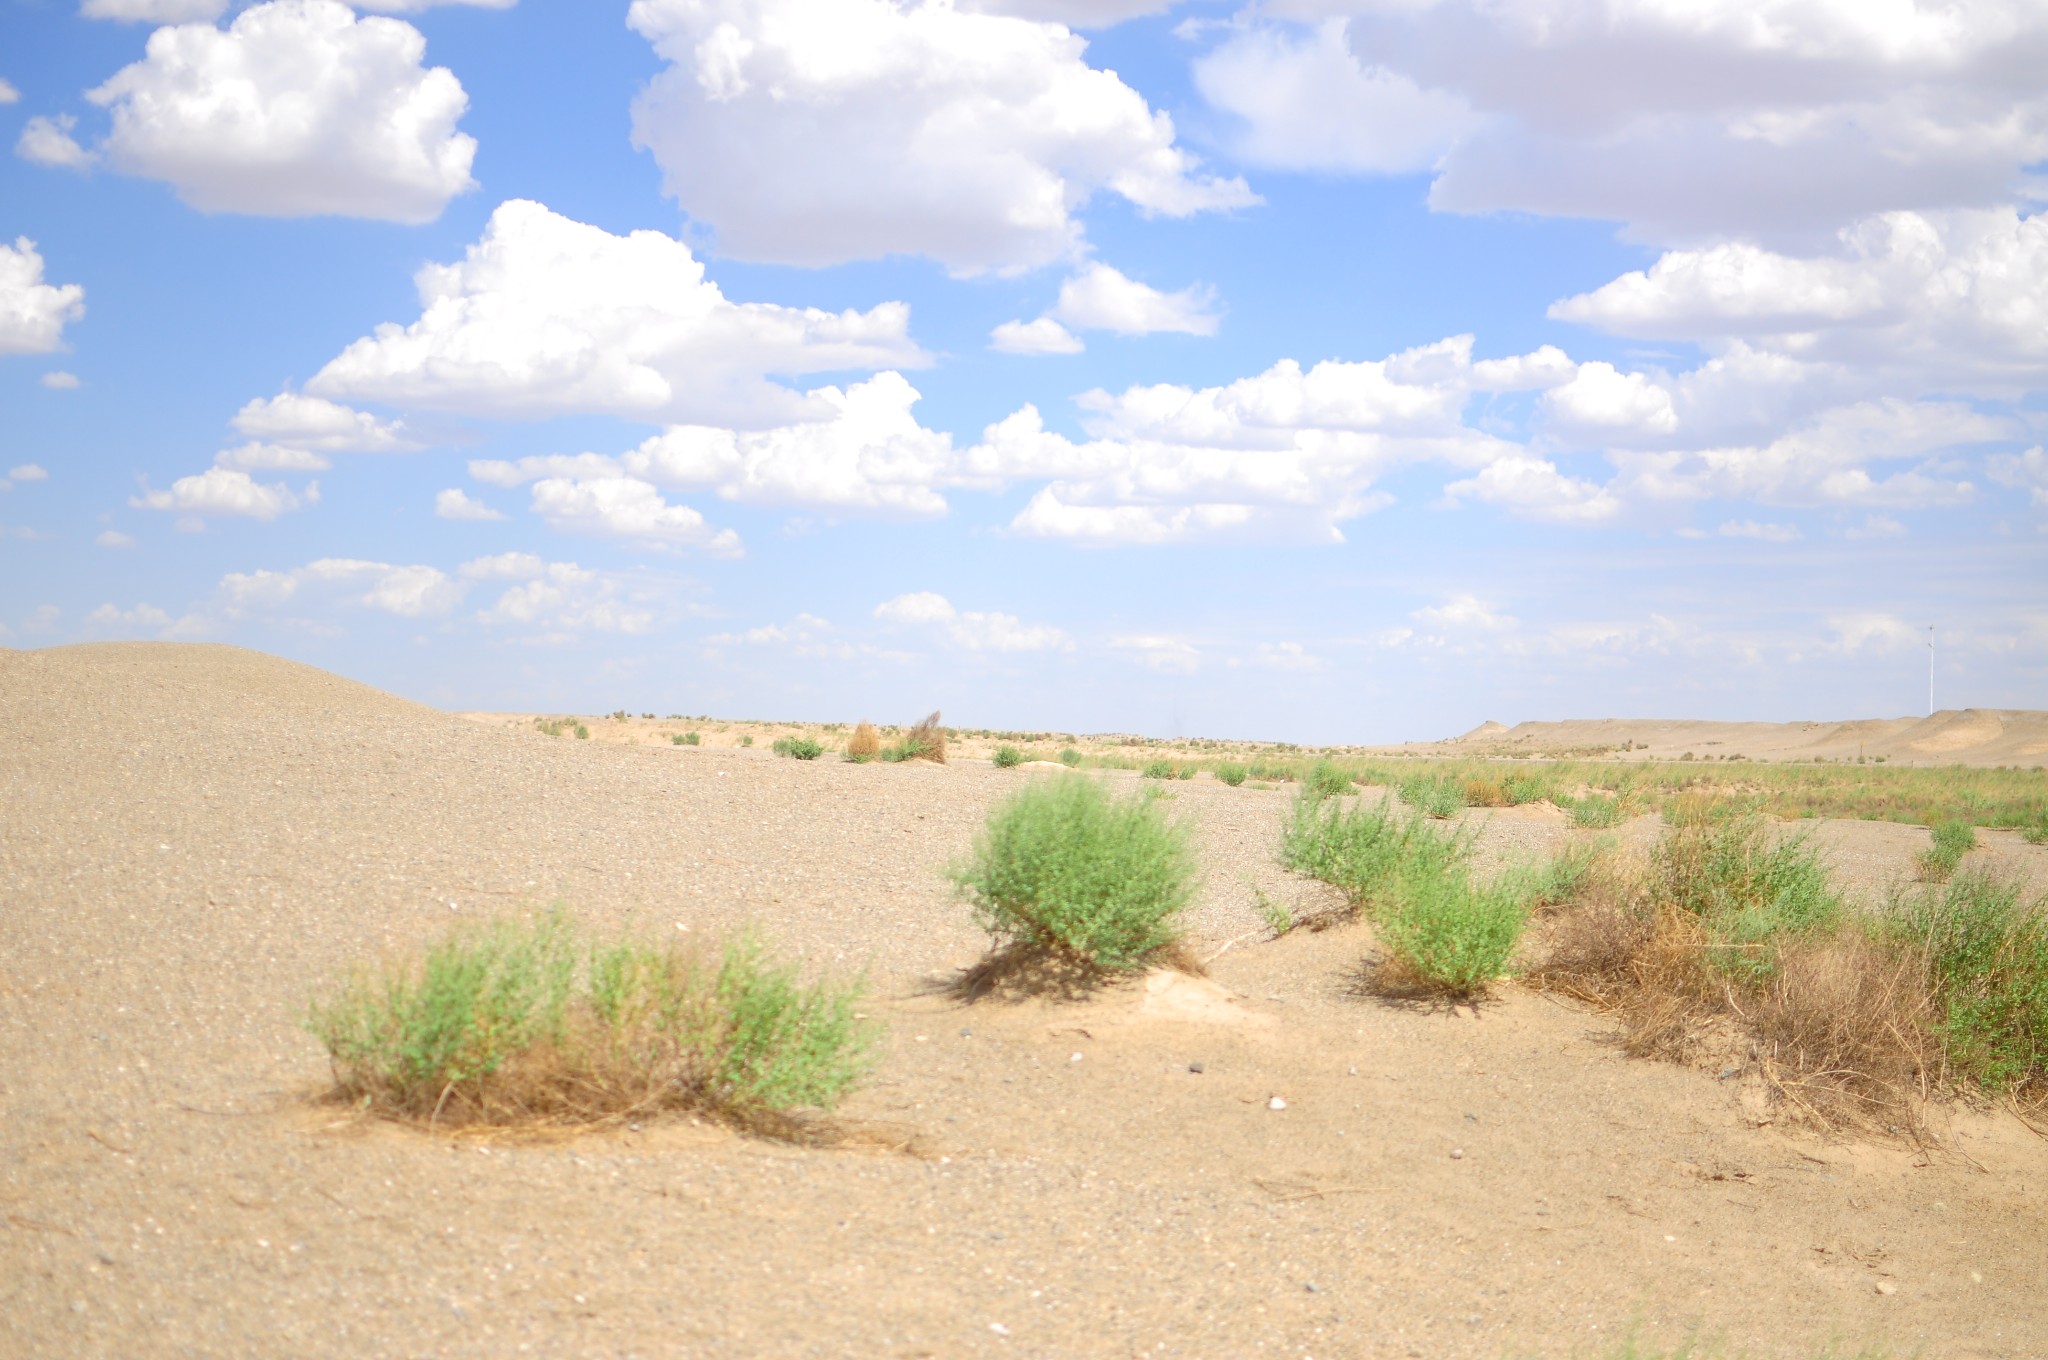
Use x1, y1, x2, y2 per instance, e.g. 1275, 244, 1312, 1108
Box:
949, 777, 1197, 985
306, 914, 875, 1133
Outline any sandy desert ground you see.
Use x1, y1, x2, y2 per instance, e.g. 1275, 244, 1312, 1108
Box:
4, 643, 2045, 1359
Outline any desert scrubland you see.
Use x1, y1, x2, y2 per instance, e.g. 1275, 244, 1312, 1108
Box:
5, 643, 2046, 1360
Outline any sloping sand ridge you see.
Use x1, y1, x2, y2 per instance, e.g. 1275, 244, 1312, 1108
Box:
3, 643, 2044, 1359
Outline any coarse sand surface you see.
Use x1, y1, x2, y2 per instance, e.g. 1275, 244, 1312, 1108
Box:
3, 643, 2045, 1359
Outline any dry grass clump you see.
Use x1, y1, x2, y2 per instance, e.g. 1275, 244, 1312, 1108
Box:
306, 913, 875, 1135
1525, 813, 2048, 1133
902, 711, 946, 763
846, 721, 881, 759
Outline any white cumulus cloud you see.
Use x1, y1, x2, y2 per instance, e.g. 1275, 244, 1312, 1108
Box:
232, 392, 420, 452
1551, 209, 2048, 393
0, 239, 86, 355
624, 372, 954, 517
875, 591, 1070, 652
85, 0, 477, 222
131, 467, 316, 519
41, 371, 82, 389
1204, 1, 2048, 245
212, 442, 331, 472
435, 487, 505, 520
466, 555, 655, 635
990, 317, 1084, 356
1989, 446, 2048, 507
528, 475, 742, 557
16, 115, 96, 169
626, 0, 1255, 274
1049, 262, 1218, 337
81, 0, 229, 20
1412, 594, 1516, 632
0, 79, 18, 105
310, 199, 925, 427
1194, 18, 1476, 175
219, 556, 465, 619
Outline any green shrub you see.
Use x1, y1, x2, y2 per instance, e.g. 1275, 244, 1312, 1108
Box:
1176, 764, 1195, 780
1399, 774, 1465, 819
1377, 870, 1530, 994
1142, 758, 1175, 779
1501, 772, 1551, 805
950, 777, 1197, 974
1895, 868, 2048, 1096
1058, 748, 1083, 767
1915, 819, 1977, 882
992, 745, 1025, 769
1214, 762, 1248, 787
574, 723, 589, 740
740, 734, 754, 747
305, 915, 874, 1130
1279, 792, 1527, 995
1651, 813, 1841, 983
1304, 760, 1353, 799
1562, 792, 1624, 829
672, 731, 701, 746
772, 736, 824, 760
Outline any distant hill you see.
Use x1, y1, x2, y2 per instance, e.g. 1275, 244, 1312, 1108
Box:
1410, 709, 2048, 768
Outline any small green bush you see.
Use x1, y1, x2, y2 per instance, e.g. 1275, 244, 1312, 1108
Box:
740, 734, 754, 747
1176, 764, 1195, 780
673, 731, 701, 746
305, 915, 874, 1129
1895, 868, 2048, 1096
772, 736, 823, 760
1398, 774, 1465, 819
1214, 762, 1248, 787
1562, 792, 1624, 829
1377, 871, 1529, 994
1652, 813, 1840, 983
574, 723, 589, 740
950, 777, 1197, 974
1304, 760, 1353, 799
1279, 793, 1472, 914
1058, 748, 1083, 767
1915, 819, 1977, 882
992, 745, 1025, 768
1142, 758, 1175, 779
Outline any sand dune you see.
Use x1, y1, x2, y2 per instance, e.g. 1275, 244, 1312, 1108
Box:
3, 643, 2044, 1359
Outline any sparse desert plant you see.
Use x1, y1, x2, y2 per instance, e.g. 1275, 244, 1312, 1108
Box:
673, 731, 701, 746
1462, 776, 1510, 807
574, 723, 589, 740
1399, 774, 1466, 819
847, 721, 881, 760
993, 745, 1025, 769
1502, 771, 1552, 805
1374, 869, 1530, 996
1214, 761, 1248, 787
1304, 760, 1354, 800
1562, 792, 1624, 829
1142, 758, 1175, 779
1058, 748, 1083, 768
305, 914, 874, 1132
1651, 810, 1841, 984
898, 711, 947, 764
772, 736, 824, 760
740, 734, 754, 747
950, 776, 1197, 979
1176, 764, 1195, 780
1254, 888, 1293, 937
1915, 819, 1977, 882
1893, 868, 2048, 1100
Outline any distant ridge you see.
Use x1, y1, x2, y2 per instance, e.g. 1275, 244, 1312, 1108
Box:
1428, 709, 2047, 768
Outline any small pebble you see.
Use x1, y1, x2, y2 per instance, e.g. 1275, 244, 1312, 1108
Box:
1449, 1148, 1463, 1159
1268, 1096, 1287, 1111
1187, 1061, 1204, 1075
1070, 1052, 1083, 1063
1303, 1282, 1319, 1294
1875, 1280, 1897, 1296
990, 1322, 1010, 1336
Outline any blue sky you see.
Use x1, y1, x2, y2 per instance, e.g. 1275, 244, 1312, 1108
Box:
3, 0, 2043, 742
